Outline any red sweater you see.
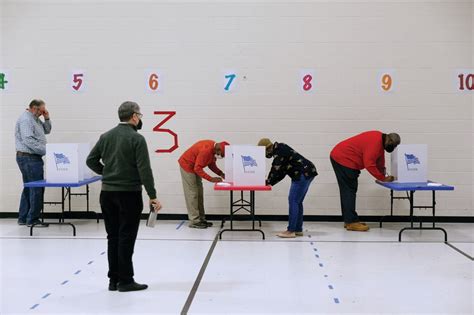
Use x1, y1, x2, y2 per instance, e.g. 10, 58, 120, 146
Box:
178, 140, 223, 181
330, 131, 386, 180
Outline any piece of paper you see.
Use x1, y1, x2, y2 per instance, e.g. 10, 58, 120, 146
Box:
216, 182, 231, 186
427, 182, 442, 186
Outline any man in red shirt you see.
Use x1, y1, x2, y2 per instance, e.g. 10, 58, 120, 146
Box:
179, 140, 229, 229
330, 131, 400, 231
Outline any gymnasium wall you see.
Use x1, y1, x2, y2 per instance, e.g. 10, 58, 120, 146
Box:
1, 0, 473, 217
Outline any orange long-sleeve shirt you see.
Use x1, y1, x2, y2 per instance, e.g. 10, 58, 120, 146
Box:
330, 131, 386, 181
178, 140, 224, 181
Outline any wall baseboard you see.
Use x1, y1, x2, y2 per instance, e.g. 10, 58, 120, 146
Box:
0, 212, 473, 223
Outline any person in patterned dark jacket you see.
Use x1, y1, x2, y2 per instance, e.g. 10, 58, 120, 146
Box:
258, 138, 318, 238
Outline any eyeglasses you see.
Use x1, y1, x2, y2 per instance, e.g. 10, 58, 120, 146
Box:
134, 112, 143, 119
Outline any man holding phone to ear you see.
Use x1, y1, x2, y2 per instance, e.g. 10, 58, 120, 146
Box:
87, 101, 162, 292
15, 99, 51, 227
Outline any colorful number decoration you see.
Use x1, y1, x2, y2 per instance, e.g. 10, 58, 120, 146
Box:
379, 71, 395, 92
299, 70, 315, 93
0, 72, 9, 90
153, 111, 178, 153
457, 72, 474, 91
381, 74, 392, 91
147, 72, 161, 92
71, 72, 84, 91
224, 73, 236, 92
302, 74, 313, 91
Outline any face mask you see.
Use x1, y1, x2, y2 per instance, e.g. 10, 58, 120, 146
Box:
385, 144, 395, 153
266, 152, 273, 159
136, 119, 143, 130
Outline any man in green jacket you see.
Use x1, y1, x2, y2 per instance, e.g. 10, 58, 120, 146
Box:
87, 101, 161, 292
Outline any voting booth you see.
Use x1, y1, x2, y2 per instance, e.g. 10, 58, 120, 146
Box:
46, 143, 92, 183
391, 144, 428, 183
225, 145, 266, 186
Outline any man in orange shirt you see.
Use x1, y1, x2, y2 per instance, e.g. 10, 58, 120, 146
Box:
178, 140, 229, 229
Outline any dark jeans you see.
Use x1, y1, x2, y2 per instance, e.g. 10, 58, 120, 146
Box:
330, 158, 361, 224
16, 155, 44, 224
287, 175, 314, 232
100, 191, 143, 285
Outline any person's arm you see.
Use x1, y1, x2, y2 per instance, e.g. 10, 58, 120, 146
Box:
86, 137, 104, 175
135, 136, 157, 199
209, 160, 224, 177
363, 150, 385, 181
41, 109, 52, 134
194, 151, 218, 182
19, 119, 46, 155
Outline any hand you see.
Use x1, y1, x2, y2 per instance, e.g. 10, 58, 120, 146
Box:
149, 199, 162, 212
42, 108, 50, 120
383, 176, 395, 182
221, 173, 225, 180
210, 177, 223, 183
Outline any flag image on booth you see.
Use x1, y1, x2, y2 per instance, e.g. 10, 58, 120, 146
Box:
391, 144, 428, 183
225, 145, 265, 186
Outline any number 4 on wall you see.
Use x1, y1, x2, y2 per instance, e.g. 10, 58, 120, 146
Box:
153, 111, 178, 153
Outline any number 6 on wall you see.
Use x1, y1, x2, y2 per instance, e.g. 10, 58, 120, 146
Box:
153, 111, 178, 153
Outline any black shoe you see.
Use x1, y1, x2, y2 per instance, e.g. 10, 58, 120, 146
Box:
27, 220, 49, 227
117, 281, 148, 292
189, 222, 207, 229
108, 281, 118, 291
202, 221, 213, 227
18, 220, 26, 226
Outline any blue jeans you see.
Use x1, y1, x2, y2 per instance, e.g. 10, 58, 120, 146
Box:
16, 155, 44, 224
288, 175, 314, 232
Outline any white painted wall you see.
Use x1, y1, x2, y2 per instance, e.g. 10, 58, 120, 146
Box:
1, 0, 473, 217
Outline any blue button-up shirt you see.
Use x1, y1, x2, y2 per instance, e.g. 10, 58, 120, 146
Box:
15, 111, 52, 156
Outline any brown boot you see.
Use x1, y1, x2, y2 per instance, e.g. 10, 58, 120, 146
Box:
277, 231, 296, 238
295, 232, 304, 237
344, 221, 367, 228
345, 222, 370, 232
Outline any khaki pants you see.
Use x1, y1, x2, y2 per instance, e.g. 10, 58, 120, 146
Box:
180, 167, 205, 224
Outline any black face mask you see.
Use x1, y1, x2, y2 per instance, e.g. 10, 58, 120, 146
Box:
385, 144, 395, 153
136, 119, 143, 130
266, 152, 273, 159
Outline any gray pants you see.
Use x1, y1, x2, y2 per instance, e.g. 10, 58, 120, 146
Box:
180, 167, 205, 224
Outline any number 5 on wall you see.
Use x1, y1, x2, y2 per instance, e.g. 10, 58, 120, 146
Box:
153, 111, 178, 153
71, 71, 85, 92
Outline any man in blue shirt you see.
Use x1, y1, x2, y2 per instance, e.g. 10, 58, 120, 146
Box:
15, 99, 51, 227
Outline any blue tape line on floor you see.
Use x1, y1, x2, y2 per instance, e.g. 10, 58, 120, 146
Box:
310, 242, 314, 245
328, 285, 334, 290
61, 280, 69, 285
100, 251, 105, 255
74, 270, 81, 275
324, 275, 328, 278
41, 293, 51, 299
334, 298, 340, 304
313, 248, 318, 252
88, 260, 93, 265
319, 263, 324, 267
176, 220, 185, 230
315, 254, 319, 258
30, 304, 39, 310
